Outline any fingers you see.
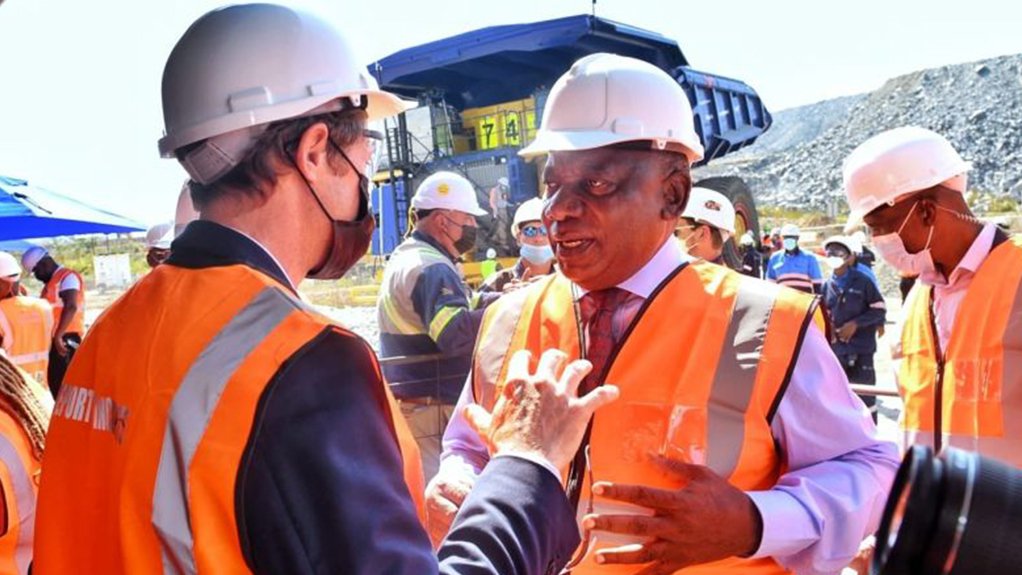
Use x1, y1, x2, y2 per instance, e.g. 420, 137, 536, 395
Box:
594, 540, 674, 567
582, 513, 667, 539
535, 348, 567, 382
505, 349, 532, 381
577, 384, 620, 414
591, 481, 681, 510
561, 359, 592, 396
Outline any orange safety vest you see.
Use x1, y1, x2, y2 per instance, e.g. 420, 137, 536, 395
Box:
0, 297, 54, 387
472, 263, 817, 574
33, 264, 425, 573
0, 404, 43, 575
40, 267, 85, 336
898, 235, 1022, 466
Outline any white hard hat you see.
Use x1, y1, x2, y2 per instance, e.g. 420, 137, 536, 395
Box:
486, 248, 497, 259
0, 252, 21, 278
843, 126, 970, 227
411, 172, 488, 216
145, 222, 175, 250
823, 235, 859, 255
520, 53, 704, 163
681, 187, 736, 238
739, 231, 755, 247
780, 224, 801, 237
20, 246, 48, 273
174, 181, 199, 238
158, 4, 415, 184
512, 197, 545, 232
497, 177, 509, 188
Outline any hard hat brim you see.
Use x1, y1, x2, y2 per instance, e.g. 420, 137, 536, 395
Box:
519, 129, 704, 163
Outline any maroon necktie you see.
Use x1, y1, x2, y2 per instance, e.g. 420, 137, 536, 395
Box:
577, 287, 630, 393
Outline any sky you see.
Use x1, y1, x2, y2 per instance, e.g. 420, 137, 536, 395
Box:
2, 0, 1022, 227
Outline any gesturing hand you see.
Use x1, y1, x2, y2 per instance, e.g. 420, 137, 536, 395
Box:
464, 348, 619, 471
583, 456, 763, 574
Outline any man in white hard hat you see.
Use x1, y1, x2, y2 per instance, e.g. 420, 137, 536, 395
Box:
377, 171, 498, 482
844, 125, 1022, 467
20, 246, 84, 397
480, 197, 556, 293
822, 235, 886, 422
34, 5, 611, 573
429, 52, 897, 572
675, 186, 735, 265
0, 252, 53, 387
738, 231, 763, 278
765, 223, 823, 293
143, 222, 174, 268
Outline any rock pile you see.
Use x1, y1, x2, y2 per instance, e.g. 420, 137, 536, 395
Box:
695, 53, 1022, 211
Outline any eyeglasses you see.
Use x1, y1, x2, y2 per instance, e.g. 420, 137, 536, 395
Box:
521, 225, 547, 238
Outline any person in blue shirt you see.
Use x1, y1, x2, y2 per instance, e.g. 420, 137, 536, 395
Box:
823, 235, 887, 421
765, 224, 823, 293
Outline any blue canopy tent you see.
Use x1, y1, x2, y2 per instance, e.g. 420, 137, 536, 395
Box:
0, 175, 145, 241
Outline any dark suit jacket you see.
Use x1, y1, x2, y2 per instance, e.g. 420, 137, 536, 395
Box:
169, 221, 580, 574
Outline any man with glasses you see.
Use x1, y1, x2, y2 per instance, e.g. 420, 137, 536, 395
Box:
481, 197, 556, 293
675, 186, 736, 266
378, 171, 498, 481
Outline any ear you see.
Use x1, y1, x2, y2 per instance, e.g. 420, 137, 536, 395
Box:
292, 122, 332, 184
918, 197, 939, 226
662, 169, 690, 220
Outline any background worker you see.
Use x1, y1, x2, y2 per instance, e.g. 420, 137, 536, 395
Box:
766, 223, 823, 293
844, 125, 1022, 467
488, 176, 512, 252
480, 197, 555, 293
143, 222, 174, 268
0, 252, 53, 387
428, 53, 898, 572
377, 171, 494, 481
738, 231, 763, 278
674, 186, 735, 265
822, 235, 886, 422
0, 353, 52, 575
19, 247, 84, 397
33, 5, 613, 573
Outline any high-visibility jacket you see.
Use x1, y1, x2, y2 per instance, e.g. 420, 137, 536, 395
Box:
40, 267, 85, 336
0, 406, 42, 575
33, 264, 425, 573
472, 263, 817, 574
898, 235, 1022, 466
0, 296, 53, 386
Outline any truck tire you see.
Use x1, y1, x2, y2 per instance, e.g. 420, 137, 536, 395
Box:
693, 176, 760, 271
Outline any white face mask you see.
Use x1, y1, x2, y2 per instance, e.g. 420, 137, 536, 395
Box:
783, 238, 798, 251
520, 243, 554, 265
871, 200, 943, 285
825, 256, 847, 269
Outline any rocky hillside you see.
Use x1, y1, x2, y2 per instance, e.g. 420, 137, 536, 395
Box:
695, 53, 1022, 211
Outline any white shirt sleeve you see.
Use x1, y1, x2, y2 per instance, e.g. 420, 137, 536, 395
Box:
747, 326, 901, 575
58, 272, 81, 292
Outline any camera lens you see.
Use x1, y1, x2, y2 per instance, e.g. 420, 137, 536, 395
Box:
874, 445, 1022, 575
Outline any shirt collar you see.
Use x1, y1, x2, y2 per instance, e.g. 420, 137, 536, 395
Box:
412, 230, 458, 264
167, 220, 296, 293
574, 237, 690, 300
948, 222, 997, 282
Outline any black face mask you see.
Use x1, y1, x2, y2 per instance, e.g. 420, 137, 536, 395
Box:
453, 224, 477, 255
294, 140, 376, 281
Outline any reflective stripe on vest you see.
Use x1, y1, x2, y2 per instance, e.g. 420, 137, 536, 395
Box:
473, 263, 814, 574
898, 236, 1022, 466
707, 280, 779, 477
152, 287, 294, 574
0, 309, 12, 356
0, 417, 38, 575
34, 264, 425, 573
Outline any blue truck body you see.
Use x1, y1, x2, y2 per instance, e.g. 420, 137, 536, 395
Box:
367, 14, 771, 255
